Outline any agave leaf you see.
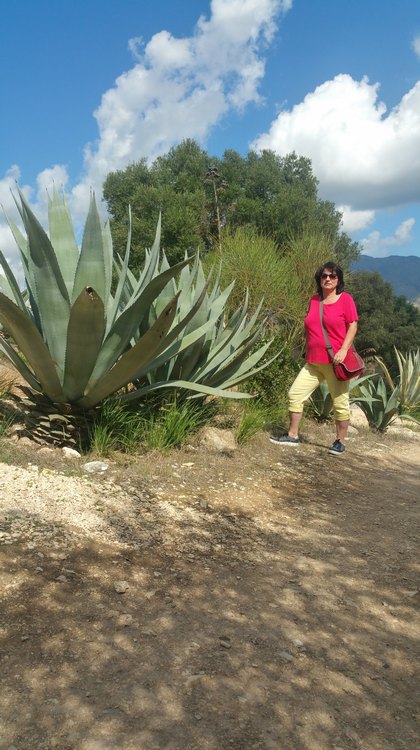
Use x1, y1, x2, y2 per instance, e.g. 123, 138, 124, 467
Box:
132, 213, 162, 297
16, 190, 70, 378
72, 193, 106, 304
48, 188, 79, 298
135, 318, 217, 382
102, 220, 113, 310
3, 210, 42, 329
62, 287, 106, 402
107, 207, 133, 333
218, 342, 276, 389
132, 283, 212, 381
88, 257, 191, 385
0, 293, 64, 401
79, 294, 180, 409
0, 251, 28, 313
0, 335, 42, 391
118, 379, 252, 403
4, 209, 29, 264
205, 331, 269, 387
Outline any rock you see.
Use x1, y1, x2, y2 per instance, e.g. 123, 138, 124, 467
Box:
56, 575, 68, 583
62, 446, 82, 459
117, 614, 134, 627
350, 405, 369, 428
114, 580, 129, 594
18, 436, 34, 447
199, 427, 237, 453
38, 446, 55, 455
219, 636, 232, 649
184, 673, 207, 687
279, 650, 293, 662
347, 425, 358, 435
83, 460, 109, 474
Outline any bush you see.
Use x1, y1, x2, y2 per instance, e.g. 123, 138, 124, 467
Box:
245, 333, 301, 408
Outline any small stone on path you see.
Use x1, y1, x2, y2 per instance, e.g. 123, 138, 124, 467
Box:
83, 461, 109, 474
114, 580, 130, 593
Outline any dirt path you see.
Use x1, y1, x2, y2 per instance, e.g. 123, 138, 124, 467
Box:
0, 423, 419, 750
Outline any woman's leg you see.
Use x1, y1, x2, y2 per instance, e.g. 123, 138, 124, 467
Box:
323, 365, 350, 442
287, 364, 325, 437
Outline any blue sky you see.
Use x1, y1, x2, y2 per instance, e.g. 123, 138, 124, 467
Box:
0, 0, 419, 264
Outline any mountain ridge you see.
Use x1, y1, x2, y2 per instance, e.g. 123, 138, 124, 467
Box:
351, 255, 420, 302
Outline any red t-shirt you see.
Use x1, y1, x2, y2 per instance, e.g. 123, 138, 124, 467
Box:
304, 292, 358, 364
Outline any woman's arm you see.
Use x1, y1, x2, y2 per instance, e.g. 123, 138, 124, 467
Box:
333, 321, 358, 365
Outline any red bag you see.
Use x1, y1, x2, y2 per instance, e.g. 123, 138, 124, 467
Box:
319, 301, 365, 381
333, 346, 365, 381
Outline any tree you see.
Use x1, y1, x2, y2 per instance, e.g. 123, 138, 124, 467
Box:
103, 140, 360, 270
349, 271, 420, 371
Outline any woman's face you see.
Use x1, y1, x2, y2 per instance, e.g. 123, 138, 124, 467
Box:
321, 267, 339, 293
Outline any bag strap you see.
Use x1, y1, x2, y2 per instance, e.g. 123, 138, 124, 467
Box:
319, 300, 335, 362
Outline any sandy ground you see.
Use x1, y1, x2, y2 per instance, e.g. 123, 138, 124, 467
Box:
0, 420, 419, 750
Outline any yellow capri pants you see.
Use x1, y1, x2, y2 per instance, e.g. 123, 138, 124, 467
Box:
288, 363, 350, 421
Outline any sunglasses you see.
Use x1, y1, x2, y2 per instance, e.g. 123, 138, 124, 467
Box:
321, 273, 338, 280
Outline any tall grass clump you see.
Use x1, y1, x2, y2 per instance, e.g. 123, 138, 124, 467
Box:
139, 397, 214, 450
236, 400, 269, 444
88, 399, 145, 455
205, 225, 336, 348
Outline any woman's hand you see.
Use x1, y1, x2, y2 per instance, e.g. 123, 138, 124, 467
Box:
333, 347, 348, 365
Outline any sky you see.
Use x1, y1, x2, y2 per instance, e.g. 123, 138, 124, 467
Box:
0, 0, 419, 270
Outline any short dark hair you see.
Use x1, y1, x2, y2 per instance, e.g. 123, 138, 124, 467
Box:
315, 261, 344, 297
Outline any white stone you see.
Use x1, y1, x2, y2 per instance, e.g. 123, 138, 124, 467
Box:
199, 427, 237, 453
83, 461, 109, 474
62, 447, 82, 459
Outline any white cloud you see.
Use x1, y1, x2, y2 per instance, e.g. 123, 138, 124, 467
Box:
252, 74, 420, 212
0, 0, 292, 274
79, 0, 291, 204
338, 205, 375, 233
412, 35, 420, 58
361, 218, 415, 257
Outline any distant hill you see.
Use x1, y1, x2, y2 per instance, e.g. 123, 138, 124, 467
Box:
352, 255, 420, 303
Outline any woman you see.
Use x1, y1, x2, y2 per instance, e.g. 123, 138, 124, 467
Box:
271, 261, 358, 456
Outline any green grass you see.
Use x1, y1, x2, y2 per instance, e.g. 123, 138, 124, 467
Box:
89, 396, 215, 455
236, 401, 269, 445
139, 398, 214, 450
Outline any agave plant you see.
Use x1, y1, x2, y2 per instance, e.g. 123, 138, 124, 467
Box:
350, 349, 420, 432
0, 190, 206, 410
114, 250, 277, 401
378, 348, 420, 415
308, 381, 333, 421
1, 191, 276, 422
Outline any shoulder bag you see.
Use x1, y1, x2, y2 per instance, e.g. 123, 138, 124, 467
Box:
319, 300, 365, 381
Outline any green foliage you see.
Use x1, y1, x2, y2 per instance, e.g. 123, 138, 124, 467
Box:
138, 397, 213, 450
1, 192, 271, 414
308, 382, 333, 422
376, 348, 420, 416
236, 400, 269, 444
89, 394, 215, 454
205, 225, 335, 349
103, 140, 359, 270
118, 250, 276, 402
350, 348, 420, 431
0, 191, 196, 409
245, 334, 301, 407
88, 399, 144, 455
348, 272, 420, 373
350, 376, 400, 432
